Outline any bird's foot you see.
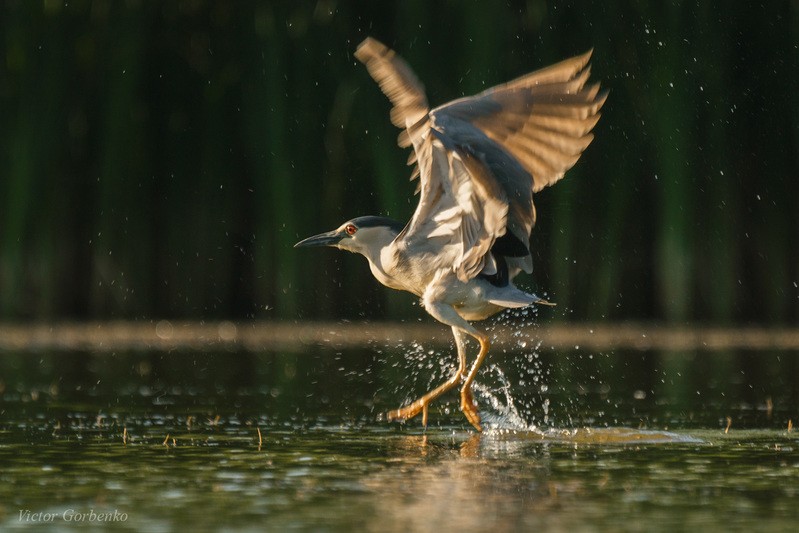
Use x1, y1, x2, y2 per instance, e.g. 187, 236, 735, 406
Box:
460, 386, 482, 432
387, 374, 465, 428
387, 398, 430, 428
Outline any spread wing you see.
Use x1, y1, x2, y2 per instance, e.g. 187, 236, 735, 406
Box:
435, 50, 606, 193
355, 38, 606, 283
354, 38, 430, 170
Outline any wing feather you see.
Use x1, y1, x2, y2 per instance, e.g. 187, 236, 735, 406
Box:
436, 52, 607, 191
354, 38, 429, 147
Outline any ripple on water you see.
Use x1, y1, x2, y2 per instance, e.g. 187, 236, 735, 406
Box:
484, 426, 703, 445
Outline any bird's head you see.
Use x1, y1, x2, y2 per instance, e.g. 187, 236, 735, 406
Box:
294, 216, 405, 256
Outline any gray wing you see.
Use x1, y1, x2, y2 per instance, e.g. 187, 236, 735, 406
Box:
354, 38, 430, 170
435, 50, 606, 193
355, 39, 606, 283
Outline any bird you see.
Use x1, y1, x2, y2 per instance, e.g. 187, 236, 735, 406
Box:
296, 38, 606, 432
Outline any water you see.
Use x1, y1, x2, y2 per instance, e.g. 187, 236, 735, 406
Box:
1, 346, 798, 531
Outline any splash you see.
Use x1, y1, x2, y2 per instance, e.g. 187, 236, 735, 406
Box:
377, 306, 582, 431
471, 307, 555, 432
473, 368, 533, 432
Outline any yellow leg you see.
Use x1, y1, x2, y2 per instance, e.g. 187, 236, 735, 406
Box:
460, 333, 490, 432
387, 327, 468, 427
386, 375, 461, 426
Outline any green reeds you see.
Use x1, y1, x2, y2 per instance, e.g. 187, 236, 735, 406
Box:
0, 1, 796, 325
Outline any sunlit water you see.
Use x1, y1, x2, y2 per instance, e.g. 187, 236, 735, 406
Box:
1, 330, 798, 531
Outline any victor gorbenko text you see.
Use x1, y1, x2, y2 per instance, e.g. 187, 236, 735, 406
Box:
19, 509, 128, 522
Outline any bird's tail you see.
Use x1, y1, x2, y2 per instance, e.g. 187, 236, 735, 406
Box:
488, 287, 555, 309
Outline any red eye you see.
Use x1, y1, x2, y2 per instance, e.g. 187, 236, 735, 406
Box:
345, 224, 357, 236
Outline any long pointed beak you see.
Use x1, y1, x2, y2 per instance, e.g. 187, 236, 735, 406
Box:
294, 230, 343, 248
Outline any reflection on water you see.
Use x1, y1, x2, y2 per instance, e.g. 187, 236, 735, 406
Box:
0, 346, 798, 531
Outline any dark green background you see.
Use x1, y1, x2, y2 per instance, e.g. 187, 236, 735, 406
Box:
1, 0, 797, 324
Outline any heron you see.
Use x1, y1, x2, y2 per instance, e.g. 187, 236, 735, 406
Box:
296, 38, 606, 431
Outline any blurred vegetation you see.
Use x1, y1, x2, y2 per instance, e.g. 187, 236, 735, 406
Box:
0, 0, 797, 325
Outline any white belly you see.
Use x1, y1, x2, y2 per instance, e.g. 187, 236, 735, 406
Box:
424, 273, 505, 321
368, 247, 524, 322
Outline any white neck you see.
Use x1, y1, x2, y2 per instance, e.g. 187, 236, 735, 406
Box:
338, 227, 404, 291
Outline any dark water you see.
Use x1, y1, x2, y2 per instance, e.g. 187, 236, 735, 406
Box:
1, 344, 798, 531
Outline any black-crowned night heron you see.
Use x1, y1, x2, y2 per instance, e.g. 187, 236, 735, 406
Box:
296, 38, 606, 431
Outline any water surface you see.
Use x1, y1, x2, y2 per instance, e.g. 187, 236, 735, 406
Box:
1, 346, 797, 531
